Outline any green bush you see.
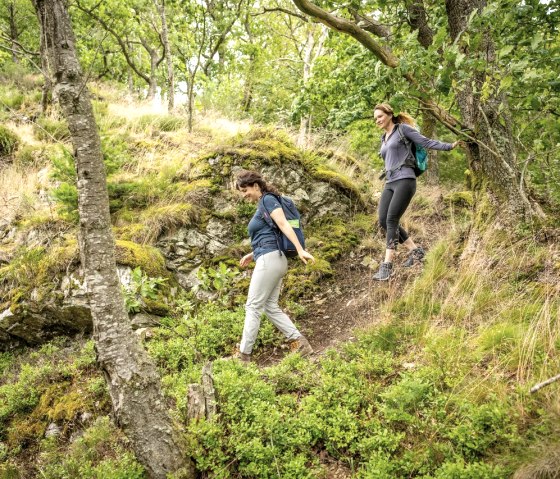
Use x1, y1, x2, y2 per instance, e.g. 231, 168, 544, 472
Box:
0, 87, 24, 111
0, 125, 20, 156
39, 417, 144, 479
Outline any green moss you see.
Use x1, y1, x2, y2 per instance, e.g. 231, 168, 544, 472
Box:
445, 191, 474, 208
143, 298, 170, 316
114, 240, 168, 277
7, 415, 47, 448
313, 168, 365, 207
0, 239, 78, 304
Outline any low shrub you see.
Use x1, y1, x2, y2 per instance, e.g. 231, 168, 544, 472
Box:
0, 125, 20, 156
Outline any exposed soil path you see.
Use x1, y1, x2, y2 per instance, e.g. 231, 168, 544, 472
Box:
255, 251, 422, 366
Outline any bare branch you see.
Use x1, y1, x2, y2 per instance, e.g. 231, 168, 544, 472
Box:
531, 373, 560, 393
253, 7, 309, 23
0, 32, 40, 56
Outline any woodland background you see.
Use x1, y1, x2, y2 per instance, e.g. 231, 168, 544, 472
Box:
1, 0, 560, 477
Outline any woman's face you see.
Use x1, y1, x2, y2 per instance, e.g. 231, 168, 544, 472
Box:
374, 109, 393, 130
238, 183, 262, 203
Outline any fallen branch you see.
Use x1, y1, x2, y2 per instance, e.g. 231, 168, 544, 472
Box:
530, 373, 560, 394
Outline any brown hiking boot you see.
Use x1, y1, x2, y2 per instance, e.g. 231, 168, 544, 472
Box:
224, 346, 251, 363
289, 336, 313, 356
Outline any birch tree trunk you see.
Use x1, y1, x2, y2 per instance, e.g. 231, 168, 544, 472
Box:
297, 25, 328, 148
31, 1, 193, 477
155, 0, 175, 111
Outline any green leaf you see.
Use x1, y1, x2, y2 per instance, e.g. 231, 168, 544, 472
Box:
455, 53, 466, 68
531, 32, 543, 50
498, 45, 514, 57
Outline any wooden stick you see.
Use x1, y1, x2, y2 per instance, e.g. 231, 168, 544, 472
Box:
530, 373, 560, 393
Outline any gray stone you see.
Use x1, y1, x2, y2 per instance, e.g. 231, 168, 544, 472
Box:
130, 313, 161, 329
45, 423, 61, 438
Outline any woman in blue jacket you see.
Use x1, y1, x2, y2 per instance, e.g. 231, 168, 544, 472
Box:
372, 103, 462, 281
232, 170, 314, 362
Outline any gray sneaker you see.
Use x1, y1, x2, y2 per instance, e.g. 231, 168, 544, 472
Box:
289, 336, 313, 356
372, 262, 394, 281
403, 247, 425, 267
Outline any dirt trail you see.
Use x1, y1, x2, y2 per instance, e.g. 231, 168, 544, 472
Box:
256, 252, 421, 366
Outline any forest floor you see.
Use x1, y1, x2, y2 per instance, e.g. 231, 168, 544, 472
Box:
254, 252, 427, 479
256, 188, 449, 368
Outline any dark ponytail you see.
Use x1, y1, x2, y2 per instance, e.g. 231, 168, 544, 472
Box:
235, 170, 280, 195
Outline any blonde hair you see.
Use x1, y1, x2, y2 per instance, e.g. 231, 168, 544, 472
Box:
374, 103, 416, 127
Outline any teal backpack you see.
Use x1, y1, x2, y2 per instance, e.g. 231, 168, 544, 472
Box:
396, 124, 428, 176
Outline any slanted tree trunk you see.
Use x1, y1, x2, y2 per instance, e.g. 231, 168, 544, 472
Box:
141, 38, 160, 101
31, 1, 193, 477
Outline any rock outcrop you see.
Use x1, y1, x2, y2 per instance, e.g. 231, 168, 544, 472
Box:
0, 129, 368, 350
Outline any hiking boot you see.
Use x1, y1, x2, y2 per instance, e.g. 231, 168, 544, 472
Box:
224, 346, 251, 363
372, 262, 394, 281
289, 336, 313, 356
403, 247, 425, 268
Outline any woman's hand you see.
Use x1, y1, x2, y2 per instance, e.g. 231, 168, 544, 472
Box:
452, 140, 466, 149
239, 252, 254, 268
298, 250, 315, 265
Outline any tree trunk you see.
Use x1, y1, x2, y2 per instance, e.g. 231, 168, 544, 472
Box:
421, 111, 439, 184
187, 74, 195, 132
31, 1, 194, 477
445, 0, 540, 219
141, 38, 159, 101
8, 3, 20, 63
155, 0, 174, 111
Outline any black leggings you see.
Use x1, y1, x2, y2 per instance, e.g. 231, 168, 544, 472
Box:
378, 178, 416, 250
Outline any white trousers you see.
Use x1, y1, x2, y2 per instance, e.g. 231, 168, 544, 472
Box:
239, 251, 301, 354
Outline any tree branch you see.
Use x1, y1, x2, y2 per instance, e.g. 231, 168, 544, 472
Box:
253, 7, 309, 23
74, 0, 151, 84
291, 0, 465, 132
0, 32, 40, 56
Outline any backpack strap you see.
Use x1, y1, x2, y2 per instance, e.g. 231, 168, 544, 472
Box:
258, 192, 283, 256
385, 124, 415, 180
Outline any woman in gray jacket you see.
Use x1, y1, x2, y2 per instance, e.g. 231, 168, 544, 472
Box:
372, 103, 462, 281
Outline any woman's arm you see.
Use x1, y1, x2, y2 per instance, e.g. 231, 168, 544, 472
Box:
239, 251, 254, 268
269, 207, 315, 264
401, 124, 454, 151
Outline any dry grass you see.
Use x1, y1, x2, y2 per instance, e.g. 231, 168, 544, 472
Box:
0, 164, 51, 225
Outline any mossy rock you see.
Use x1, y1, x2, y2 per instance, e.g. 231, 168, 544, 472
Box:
114, 240, 168, 277
314, 167, 366, 208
